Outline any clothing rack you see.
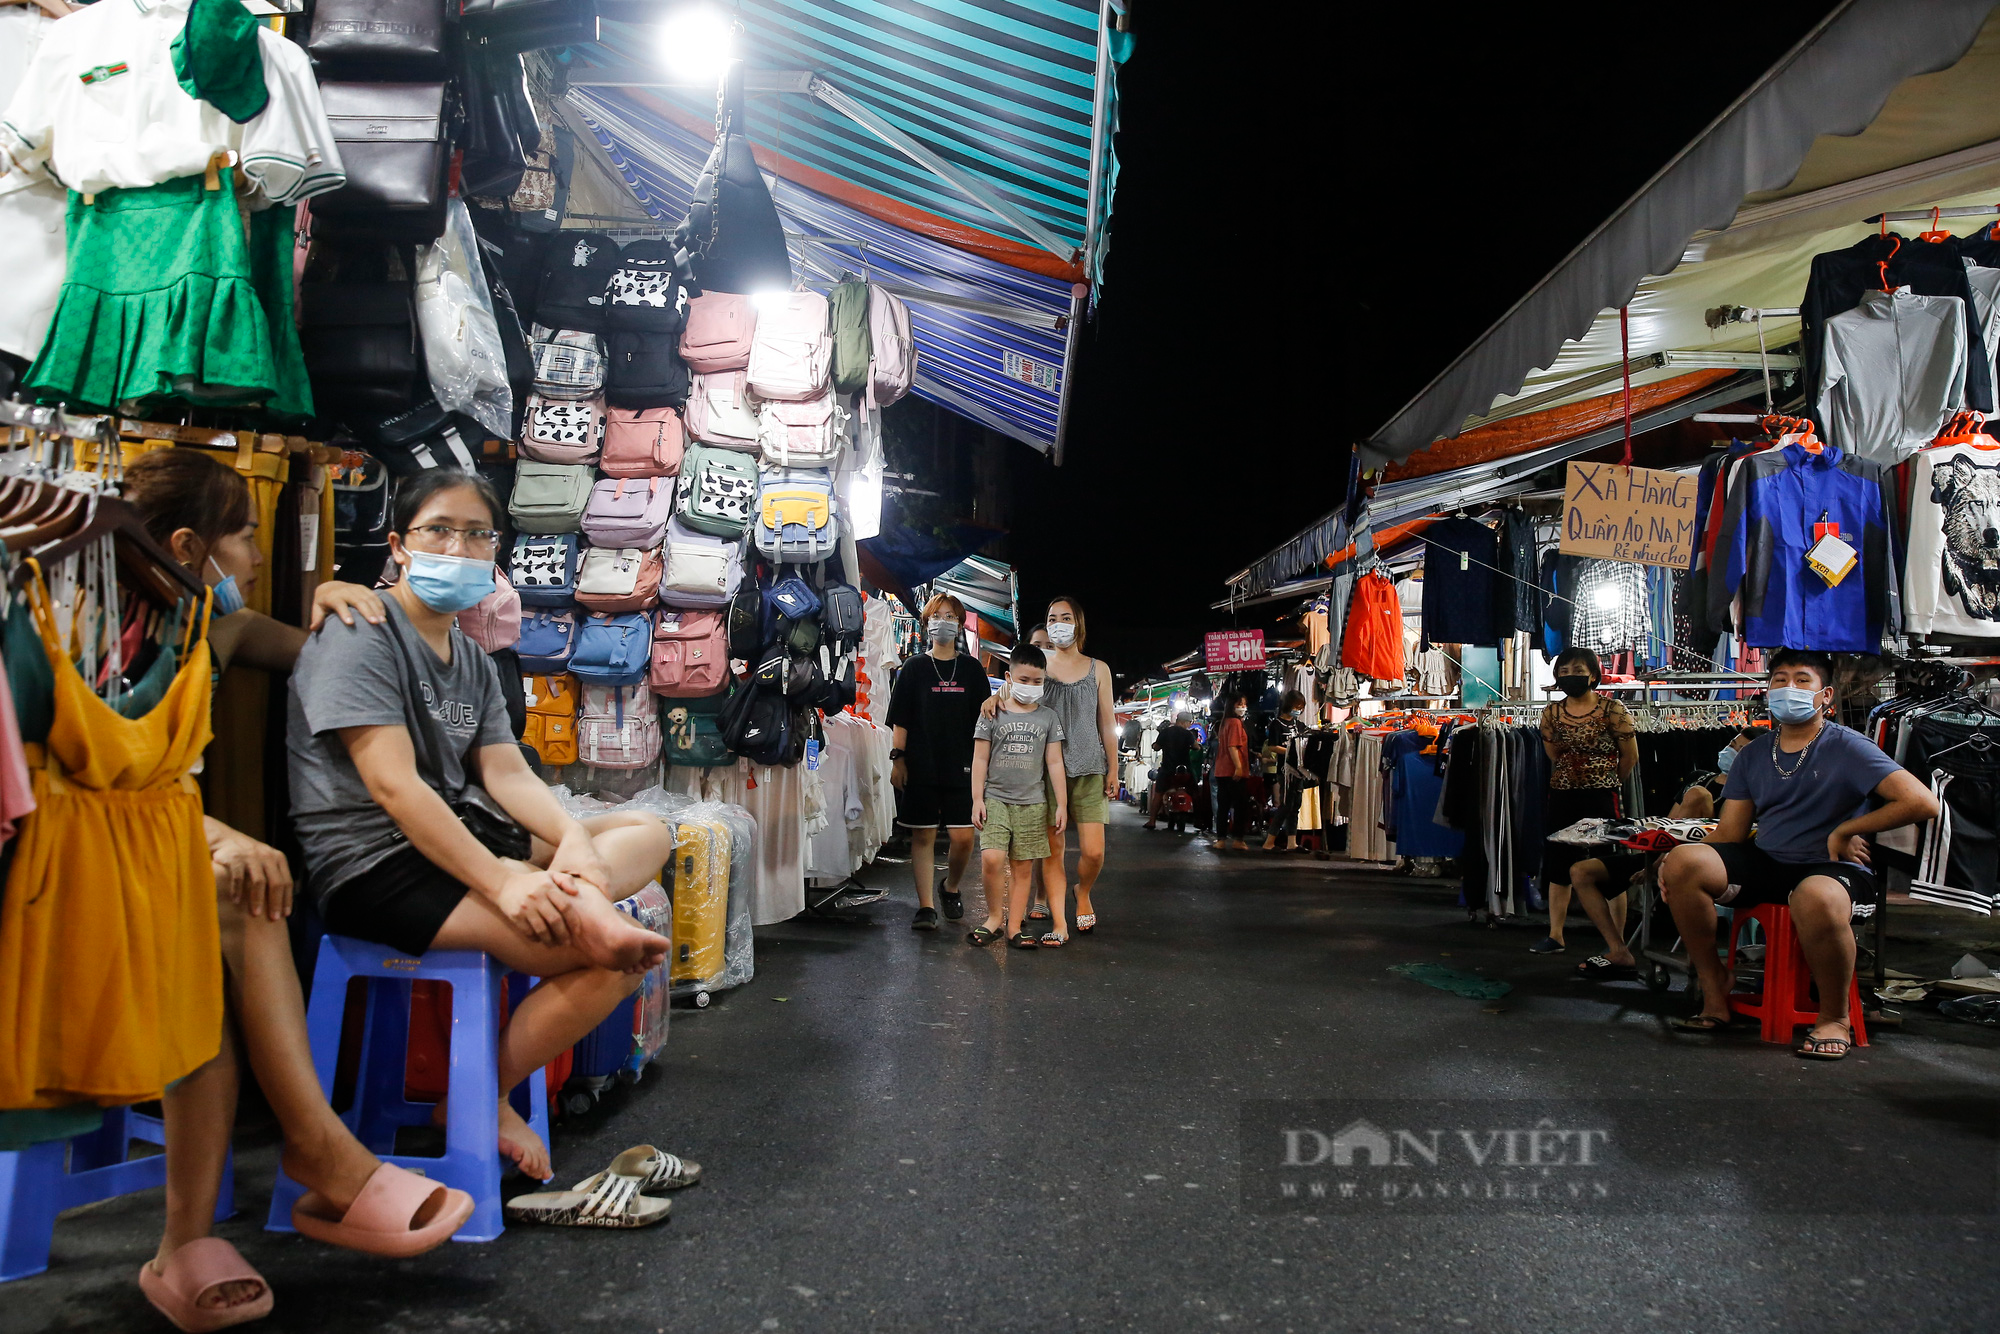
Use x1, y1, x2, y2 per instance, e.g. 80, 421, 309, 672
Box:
1860, 206, 2000, 225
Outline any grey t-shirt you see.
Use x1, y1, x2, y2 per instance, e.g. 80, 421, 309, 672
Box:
287, 598, 515, 901
975, 704, 1065, 806
1720, 722, 1905, 864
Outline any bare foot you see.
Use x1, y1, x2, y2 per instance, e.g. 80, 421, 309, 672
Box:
567, 898, 670, 974
499, 1099, 552, 1181
279, 1129, 386, 1218
150, 1247, 266, 1312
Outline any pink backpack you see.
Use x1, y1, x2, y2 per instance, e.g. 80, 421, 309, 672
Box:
679, 292, 756, 372
520, 393, 605, 464
867, 284, 915, 406
456, 568, 523, 651
746, 291, 830, 401
581, 475, 675, 549
757, 389, 846, 467
602, 406, 685, 477
649, 608, 729, 696
684, 370, 761, 451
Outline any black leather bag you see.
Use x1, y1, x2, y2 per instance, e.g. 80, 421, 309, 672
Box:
300, 282, 424, 414
461, 0, 600, 56
307, 0, 447, 75
460, 49, 540, 202
678, 65, 792, 295
315, 83, 449, 233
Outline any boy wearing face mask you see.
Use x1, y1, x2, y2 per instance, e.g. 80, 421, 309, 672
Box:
887, 594, 992, 930
967, 646, 1069, 948
1658, 649, 1938, 1059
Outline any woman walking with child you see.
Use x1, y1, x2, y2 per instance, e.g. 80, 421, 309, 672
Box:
1034, 597, 1119, 933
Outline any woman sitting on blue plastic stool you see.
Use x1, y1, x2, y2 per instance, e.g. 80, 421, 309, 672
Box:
286, 472, 676, 1190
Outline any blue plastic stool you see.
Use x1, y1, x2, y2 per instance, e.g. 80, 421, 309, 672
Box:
265, 935, 548, 1244
0, 1107, 234, 1281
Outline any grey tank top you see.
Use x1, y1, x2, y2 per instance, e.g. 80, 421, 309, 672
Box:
1043, 658, 1106, 777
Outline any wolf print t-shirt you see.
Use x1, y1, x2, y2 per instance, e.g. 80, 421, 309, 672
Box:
287, 598, 515, 907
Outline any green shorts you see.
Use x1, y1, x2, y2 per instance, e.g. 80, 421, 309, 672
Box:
980, 800, 1050, 860
1051, 771, 1110, 826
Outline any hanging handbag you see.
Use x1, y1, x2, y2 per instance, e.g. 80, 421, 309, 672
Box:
459, 48, 540, 202
461, 0, 601, 56
315, 82, 450, 233
300, 281, 424, 414
306, 0, 447, 75
676, 65, 792, 295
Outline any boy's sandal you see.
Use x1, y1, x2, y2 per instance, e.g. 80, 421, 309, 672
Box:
572, 1145, 701, 1194
1011, 931, 1041, 949
1039, 932, 1068, 948
138, 1238, 273, 1333
966, 925, 1004, 946
1796, 1027, 1852, 1061
506, 1148, 682, 1228
293, 1161, 475, 1257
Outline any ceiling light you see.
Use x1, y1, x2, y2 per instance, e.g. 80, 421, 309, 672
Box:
659, 5, 733, 84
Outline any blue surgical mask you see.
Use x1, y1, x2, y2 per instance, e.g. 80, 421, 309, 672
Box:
1766, 686, 1824, 725
404, 551, 496, 614
1716, 746, 1737, 774
207, 557, 245, 616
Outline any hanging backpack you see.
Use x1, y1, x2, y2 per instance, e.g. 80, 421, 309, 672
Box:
684, 369, 762, 451
605, 238, 691, 334
577, 682, 662, 769
754, 466, 838, 564
726, 575, 765, 660
516, 608, 578, 672
569, 611, 654, 686
658, 517, 744, 608
510, 532, 581, 606
581, 475, 674, 549
866, 283, 915, 407
745, 291, 830, 401
828, 279, 872, 395
507, 460, 593, 533
575, 545, 664, 615
765, 573, 823, 655
674, 441, 759, 536
456, 568, 522, 650
678, 291, 756, 372
530, 328, 604, 399
519, 393, 604, 464
720, 680, 792, 765
819, 579, 863, 648
605, 331, 690, 410
522, 672, 579, 767
649, 608, 729, 697
601, 405, 684, 478
757, 391, 846, 468
533, 231, 617, 332
661, 691, 734, 767
333, 452, 394, 587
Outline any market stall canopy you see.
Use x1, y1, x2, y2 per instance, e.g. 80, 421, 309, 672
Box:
1360, 0, 2000, 468
930, 553, 1019, 636
557, 2, 1127, 453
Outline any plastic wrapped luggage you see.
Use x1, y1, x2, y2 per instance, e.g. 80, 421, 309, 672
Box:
668, 813, 730, 992
560, 880, 673, 1113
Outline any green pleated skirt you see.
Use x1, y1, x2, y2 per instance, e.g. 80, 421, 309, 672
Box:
26, 173, 310, 418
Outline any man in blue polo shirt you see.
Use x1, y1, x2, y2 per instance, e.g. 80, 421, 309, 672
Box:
1658, 649, 1937, 1060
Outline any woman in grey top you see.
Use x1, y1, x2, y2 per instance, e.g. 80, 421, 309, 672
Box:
1021, 596, 1119, 933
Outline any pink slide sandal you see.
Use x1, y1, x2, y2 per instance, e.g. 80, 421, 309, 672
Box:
292, 1162, 475, 1257
137, 1237, 274, 1333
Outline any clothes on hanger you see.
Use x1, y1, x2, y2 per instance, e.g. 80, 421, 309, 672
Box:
1818, 288, 1968, 463
1567, 559, 1647, 655
1799, 232, 1993, 414
1339, 568, 1402, 682
1419, 516, 1497, 648
1903, 437, 2000, 640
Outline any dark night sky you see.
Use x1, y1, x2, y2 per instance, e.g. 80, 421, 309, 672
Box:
999, 4, 1841, 687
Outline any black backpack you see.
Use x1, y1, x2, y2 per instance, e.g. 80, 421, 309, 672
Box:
604, 331, 690, 409
365, 399, 483, 475
727, 577, 766, 662
534, 231, 617, 332
722, 683, 793, 766
332, 452, 394, 587
606, 239, 693, 334
819, 580, 863, 648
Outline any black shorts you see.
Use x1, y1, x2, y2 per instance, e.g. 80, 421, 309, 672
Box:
1710, 841, 1880, 920
897, 782, 973, 829
319, 812, 533, 957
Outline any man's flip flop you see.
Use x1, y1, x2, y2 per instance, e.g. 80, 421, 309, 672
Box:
506, 1147, 677, 1227
570, 1145, 701, 1194
138, 1238, 273, 1333
292, 1162, 475, 1257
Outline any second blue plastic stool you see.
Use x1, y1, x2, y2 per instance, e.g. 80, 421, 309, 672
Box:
265, 935, 547, 1243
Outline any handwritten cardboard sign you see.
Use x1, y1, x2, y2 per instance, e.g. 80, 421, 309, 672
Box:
1560, 462, 1698, 569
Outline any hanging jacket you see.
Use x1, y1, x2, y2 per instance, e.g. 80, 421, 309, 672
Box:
1799, 232, 1993, 415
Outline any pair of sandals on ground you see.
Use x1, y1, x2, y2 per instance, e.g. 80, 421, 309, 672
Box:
143, 1146, 700, 1331
1569, 952, 1857, 1061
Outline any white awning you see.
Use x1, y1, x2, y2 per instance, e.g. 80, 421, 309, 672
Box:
1361, 0, 2000, 467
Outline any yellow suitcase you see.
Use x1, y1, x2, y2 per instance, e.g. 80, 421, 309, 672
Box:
669, 816, 732, 985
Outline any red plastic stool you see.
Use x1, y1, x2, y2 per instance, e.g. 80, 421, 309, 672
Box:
1725, 903, 1868, 1046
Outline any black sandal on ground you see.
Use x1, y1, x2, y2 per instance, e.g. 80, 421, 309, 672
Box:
966, 925, 1003, 946
1796, 1026, 1852, 1061
939, 879, 964, 921
1010, 931, 1040, 950
911, 907, 939, 932
1668, 1013, 1738, 1032
1573, 955, 1637, 981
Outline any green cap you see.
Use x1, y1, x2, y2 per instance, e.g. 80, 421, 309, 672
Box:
171, 0, 269, 125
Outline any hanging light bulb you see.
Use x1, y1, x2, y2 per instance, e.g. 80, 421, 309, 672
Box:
659, 5, 733, 84
1594, 584, 1621, 609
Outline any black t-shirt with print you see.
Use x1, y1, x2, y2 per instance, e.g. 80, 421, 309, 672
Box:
886, 652, 992, 790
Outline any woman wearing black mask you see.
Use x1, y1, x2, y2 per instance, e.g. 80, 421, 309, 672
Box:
1531, 649, 1642, 974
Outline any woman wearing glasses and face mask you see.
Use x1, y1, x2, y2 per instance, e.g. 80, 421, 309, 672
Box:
887, 594, 991, 930
289, 472, 681, 1190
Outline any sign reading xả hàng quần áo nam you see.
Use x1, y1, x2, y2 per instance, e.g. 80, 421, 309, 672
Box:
1560, 462, 1697, 569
